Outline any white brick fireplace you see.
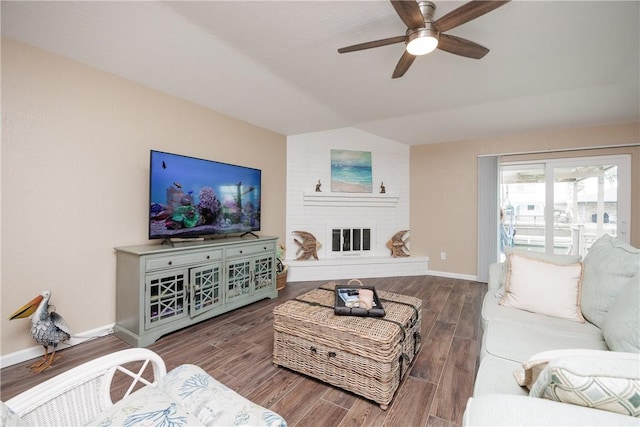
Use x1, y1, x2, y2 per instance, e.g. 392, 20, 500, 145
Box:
286, 127, 428, 281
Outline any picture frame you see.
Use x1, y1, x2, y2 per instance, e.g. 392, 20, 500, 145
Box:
331, 149, 373, 193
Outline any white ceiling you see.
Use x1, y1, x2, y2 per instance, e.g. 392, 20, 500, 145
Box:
2, 1, 639, 145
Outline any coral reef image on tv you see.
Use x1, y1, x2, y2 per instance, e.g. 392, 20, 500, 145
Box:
149, 150, 261, 240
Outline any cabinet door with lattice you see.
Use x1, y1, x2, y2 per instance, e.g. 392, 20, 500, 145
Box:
253, 254, 275, 296
145, 269, 188, 329
189, 263, 223, 317
225, 258, 251, 303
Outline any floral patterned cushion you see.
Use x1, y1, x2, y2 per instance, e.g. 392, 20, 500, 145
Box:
90, 364, 287, 427
90, 386, 203, 427
0, 401, 27, 427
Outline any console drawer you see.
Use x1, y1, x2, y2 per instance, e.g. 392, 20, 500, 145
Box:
146, 249, 222, 271
226, 242, 275, 258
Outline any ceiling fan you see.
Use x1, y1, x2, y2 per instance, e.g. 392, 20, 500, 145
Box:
337, 0, 510, 78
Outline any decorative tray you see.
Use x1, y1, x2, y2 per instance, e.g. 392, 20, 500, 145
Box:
334, 279, 385, 317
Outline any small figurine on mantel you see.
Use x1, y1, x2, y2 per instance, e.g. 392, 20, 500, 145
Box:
380, 182, 386, 193
315, 180, 322, 192
292, 230, 321, 260
387, 230, 410, 257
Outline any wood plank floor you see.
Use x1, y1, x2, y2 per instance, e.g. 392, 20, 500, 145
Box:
0, 275, 486, 426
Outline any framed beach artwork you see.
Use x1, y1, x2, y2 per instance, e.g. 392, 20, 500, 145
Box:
331, 149, 373, 193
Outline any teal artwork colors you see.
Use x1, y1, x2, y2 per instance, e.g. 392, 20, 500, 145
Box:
331, 149, 373, 193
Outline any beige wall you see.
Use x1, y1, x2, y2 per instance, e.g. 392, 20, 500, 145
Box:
1, 38, 286, 356
3, 36, 638, 359
411, 123, 640, 276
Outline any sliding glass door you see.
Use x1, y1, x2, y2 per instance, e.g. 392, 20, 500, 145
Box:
500, 164, 546, 255
500, 155, 630, 258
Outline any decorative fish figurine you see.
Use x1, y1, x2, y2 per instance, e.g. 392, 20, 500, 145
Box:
292, 231, 321, 260
387, 230, 410, 257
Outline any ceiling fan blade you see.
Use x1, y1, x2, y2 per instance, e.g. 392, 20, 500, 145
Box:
338, 35, 406, 53
392, 50, 416, 79
438, 33, 489, 59
434, 0, 510, 33
390, 0, 426, 29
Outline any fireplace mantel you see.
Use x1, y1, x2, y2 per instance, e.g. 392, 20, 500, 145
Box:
287, 256, 429, 281
303, 192, 399, 207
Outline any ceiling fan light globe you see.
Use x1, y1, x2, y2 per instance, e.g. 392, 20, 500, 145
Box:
407, 35, 438, 55
406, 26, 439, 56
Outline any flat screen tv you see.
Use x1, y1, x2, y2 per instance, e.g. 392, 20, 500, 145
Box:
149, 150, 261, 240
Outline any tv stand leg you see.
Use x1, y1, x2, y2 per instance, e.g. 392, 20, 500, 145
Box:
241, 231, 259, 239
161, 238, 175, 247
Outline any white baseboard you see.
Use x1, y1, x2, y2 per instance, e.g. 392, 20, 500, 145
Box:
0, 323, 115, 369
426, 270, 478, 281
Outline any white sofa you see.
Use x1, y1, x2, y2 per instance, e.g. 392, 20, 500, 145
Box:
1, 348, 287, 427
463, 234, 640, 426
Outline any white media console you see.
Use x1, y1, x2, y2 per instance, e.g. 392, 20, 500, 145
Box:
114, 236, 278, 347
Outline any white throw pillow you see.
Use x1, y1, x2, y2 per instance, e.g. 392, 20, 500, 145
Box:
495, 248, 582, 298
500, 253, 585, 322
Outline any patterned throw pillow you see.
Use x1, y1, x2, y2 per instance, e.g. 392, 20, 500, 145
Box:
529, 352, 640, 417
513, 349, 607, 390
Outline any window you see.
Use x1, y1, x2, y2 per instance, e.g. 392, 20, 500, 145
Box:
499, 155, 630, 258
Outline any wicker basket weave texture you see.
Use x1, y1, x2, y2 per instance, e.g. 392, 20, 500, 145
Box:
21, 375, 107, 425
272, 282, 422, 407
273, 332, 403, 404
274, 284, 420, 358
276, 265, 288, 290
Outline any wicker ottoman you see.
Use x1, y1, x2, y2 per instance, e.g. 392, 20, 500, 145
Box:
272, 282, 422, 409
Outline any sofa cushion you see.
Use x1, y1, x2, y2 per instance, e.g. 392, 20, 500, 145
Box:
91, 384, 204, 427
158, 364, 286, 426
473, 356, 528, 397
495, 249, 582, 298
482, 320, 608, 363
487, 262, 504, 295
581, 234, 640, 328
91, 364, 287, 427
481, 294, 602, 339
602, 278, 640, 353
463, 394, 640, 426
500, 253, 584, 322
0, 401, 26, 427
529, 352, 640, 417
160, 364, 285, 426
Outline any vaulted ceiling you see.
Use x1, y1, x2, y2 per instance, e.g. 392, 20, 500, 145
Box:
2, 1, 639, 145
